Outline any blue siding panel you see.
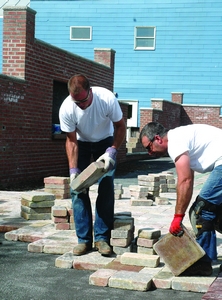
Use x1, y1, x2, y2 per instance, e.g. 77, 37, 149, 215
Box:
1, 0, 222, 125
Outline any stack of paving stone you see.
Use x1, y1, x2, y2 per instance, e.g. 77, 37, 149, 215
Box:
137, 174, 160, 200
21, 191, 55, 220
129, 184, 153, 206
114, 183, 123, 200
51, 199, 74, 230
44, 176, 70, 199
110, 213, 135, 255
136, 228, 161, 255
161, 171, 176, 192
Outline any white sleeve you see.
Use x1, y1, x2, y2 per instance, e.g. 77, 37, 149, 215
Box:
59, 101, 76, 133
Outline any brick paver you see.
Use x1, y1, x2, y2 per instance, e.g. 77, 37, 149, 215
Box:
1, 165, 222, 296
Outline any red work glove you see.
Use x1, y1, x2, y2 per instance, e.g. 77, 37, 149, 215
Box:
169, 214, 185, 237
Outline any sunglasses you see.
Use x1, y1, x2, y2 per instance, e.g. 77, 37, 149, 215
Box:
72, 89, 91, 104
145, 137, 155, 152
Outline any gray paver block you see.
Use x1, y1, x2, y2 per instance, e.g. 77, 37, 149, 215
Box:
153, 226, 205, 276
130, 199, 153, 206
70, 161, 106, 192
21, 191, 55, 202
108, 270, 153, 291
138, 228, 161, 239
113, 244, 133, 255
120, 252, 160, 268
172, 276, 215, 293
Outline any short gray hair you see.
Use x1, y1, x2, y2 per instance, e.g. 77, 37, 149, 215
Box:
139, 122, 168, 143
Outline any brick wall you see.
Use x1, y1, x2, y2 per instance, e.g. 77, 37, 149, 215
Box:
0, 7, 127, 189
140, 93, 222, 132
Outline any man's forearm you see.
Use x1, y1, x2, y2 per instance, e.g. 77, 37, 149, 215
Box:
112, 119, 126, 149
66, 136, 78, 169
175, 180, 193, 214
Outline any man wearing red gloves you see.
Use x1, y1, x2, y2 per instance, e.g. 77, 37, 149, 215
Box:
59, 74, 126, 256
140, 121, 222, 276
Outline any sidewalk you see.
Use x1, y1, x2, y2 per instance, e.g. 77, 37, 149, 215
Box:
0, 157, 222, 298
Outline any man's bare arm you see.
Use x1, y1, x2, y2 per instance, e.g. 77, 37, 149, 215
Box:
174, 151, 194, 214
66, 131, 78, 169
112, 118, 126, 149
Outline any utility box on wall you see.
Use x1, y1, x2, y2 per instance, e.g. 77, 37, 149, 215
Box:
120, 100, 138, 141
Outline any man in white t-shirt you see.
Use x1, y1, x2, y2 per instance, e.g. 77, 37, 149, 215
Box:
59, 74, 126, 256
140, 121, 222, 276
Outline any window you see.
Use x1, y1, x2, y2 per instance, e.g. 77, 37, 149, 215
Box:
70, 26, 92, 40
134, 26, 156, 50
52, 80, 69, 134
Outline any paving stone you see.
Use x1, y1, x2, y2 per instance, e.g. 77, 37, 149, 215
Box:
172, 276, 215, 293
4, 229, 20, 241
152, 265, 174, 289
154, 197, 169, 205
120, 252, 160, 268
54, 199, 72, 208
53, 216, 69, 223
21, 199, 55, 208
73, 251, 115, 270
21, 211, 52, 220
44, 176, 69, 184
55, 223, 70, 230
113, 216, 134, 230
89, 269, 118, 287
43, 240, 76, 254
21, 191, 55, 202
21, 205, 51, 214
55, 251, 74, 269
130, 199, 153, 206
52, 206, 67, 217
138, 228, 161, 239
153, 226, 205, 276
137, 237, 158, 248
138, 174, 160, 182
28, 220, 52, 227
114, 211, 132, 217
137, 246, 156, 255
111, 228, 133, 239
18, 224, 56, 243
104, 257, 144, 272
139, 265, 164, 277
28, 239, 48, 253
44, 183, 70, 189
113, 244, 133, 255
108, 270, 153, 291
110, 231, 134, 247
70, 161, 105, 192
129, 185, 148, 192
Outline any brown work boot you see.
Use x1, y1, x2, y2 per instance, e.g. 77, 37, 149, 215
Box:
73, 243, 92, 256
95, 241, 112, 256
180, 261, 212, 276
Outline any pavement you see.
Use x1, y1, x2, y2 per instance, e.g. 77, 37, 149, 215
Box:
0, 157, 222, 300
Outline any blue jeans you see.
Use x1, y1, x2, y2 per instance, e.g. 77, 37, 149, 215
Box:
197, 165, 222, 261
71, 137, 115, 244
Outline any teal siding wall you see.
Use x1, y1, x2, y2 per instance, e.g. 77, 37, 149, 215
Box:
1, 1, 222, 125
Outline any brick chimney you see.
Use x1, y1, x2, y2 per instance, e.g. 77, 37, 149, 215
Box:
171, 92, 184, 104
94, 48, 116, 70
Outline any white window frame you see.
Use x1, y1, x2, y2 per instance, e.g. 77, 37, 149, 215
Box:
70, 26, 92, 41
134, 26, 156, 50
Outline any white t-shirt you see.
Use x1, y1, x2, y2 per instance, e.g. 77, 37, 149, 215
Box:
59, 86, 123, 142
168, 124, 222, 173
